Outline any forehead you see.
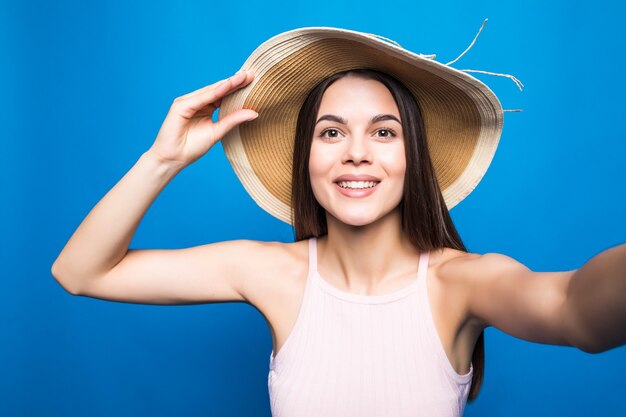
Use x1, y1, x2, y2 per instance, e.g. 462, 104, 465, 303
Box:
318, 76, 399, 116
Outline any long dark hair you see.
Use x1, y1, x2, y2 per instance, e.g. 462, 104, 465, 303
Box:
290, 68, 485, 402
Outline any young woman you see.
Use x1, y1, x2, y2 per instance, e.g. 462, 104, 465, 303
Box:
51, 28, 626, 417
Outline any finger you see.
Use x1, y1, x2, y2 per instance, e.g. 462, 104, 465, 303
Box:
208, 71, 254, 99
180, 70, 253, 101
177, 71, 242, 100
203, 70, 254, 99
194, 98, 221, 118
180, 74, 252, 118
194, 102, 218, 118
209, 109, 259, 140
190, 95, 223, 118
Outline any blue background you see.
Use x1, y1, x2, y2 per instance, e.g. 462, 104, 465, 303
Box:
2, 0, 625, 416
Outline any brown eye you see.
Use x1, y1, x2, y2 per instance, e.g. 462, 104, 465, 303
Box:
320, 128, 341, 139
377, 128, 397, 138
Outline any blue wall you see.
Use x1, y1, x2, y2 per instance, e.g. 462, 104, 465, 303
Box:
2, 0, 625, 416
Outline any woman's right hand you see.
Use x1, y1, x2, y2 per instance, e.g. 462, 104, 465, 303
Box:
147, 69, 257, 168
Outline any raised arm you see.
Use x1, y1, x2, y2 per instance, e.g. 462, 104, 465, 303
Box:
440, 242, 626, 353
51, 69, 261, 304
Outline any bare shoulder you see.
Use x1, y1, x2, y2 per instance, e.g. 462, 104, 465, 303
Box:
418, 246, 577, 362
436, 246, 580, 347
426, 247, 478, 301
429, 246, 480, 285
436, 249, 531, 284
428, 248, 522, 329
238, 238, 309, 308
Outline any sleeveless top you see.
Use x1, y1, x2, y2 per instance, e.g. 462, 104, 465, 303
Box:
267, 237, 473, 417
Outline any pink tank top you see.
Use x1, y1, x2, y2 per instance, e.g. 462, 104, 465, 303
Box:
268, 237, 473, 417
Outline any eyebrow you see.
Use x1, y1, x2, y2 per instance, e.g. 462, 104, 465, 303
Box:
315, 113, 401, 126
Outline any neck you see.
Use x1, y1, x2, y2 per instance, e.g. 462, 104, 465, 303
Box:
318, 206, 420, 293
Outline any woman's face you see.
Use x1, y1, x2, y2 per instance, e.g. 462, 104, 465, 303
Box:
309, 76, 406, 227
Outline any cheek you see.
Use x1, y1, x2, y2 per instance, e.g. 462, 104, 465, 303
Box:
380, 144, 407, 200
308, 143, 335, 180
395, 157, 407, 178
391, 162, 407, 197
379, 143, 407, 178
308, 145, 328, 199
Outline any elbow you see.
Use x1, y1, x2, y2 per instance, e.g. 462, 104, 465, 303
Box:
50, 261, 81, 296
569, 332, 611, 354
561, 301, 610, 355
576, 342, 606, 354
563, 323, 605, 354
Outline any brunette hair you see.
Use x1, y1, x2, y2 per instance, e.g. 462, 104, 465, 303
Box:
290, 68, 485, 402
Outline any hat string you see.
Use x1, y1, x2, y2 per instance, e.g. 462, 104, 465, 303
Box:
458, 69, 524, 91
445, 18, 489, 66
367, 19, 524, 111
445, 18, 524, 94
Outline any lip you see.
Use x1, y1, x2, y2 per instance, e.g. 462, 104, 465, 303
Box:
334, 181, 380, 198
334, 174, 381, 182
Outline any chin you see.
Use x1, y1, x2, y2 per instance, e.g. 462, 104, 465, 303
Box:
328, 210, 385, 228
326, 200, 404, 228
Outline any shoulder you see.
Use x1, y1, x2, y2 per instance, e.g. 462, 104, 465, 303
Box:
232, 238, 308, 265
436, 249, 530, 283
430, 248, 530, 326
435, 248, 579, 345
236, 238, 309, 305
251, 238, 309, 270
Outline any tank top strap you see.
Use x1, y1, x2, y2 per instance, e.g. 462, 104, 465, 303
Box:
418, 249, 430, 284
308, 236, 318, 276
416, 248, 474, 384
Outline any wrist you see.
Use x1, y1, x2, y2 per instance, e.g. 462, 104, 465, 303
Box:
140, 149, 186, 178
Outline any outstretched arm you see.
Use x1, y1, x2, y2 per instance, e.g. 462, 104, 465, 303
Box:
562, 243, 626, 353
443, 242, 626, 353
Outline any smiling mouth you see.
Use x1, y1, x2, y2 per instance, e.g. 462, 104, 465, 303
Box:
336, 180, 380, 189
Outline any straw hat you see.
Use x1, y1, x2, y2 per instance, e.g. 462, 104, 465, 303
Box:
218, 23, 521, 225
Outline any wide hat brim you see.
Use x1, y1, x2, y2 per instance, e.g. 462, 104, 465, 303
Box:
218, 26, 504, 226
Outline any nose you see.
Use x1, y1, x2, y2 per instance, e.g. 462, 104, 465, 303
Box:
342, 135, 372, 165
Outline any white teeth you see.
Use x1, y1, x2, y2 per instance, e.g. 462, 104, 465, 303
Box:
337, 181, 379, 189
